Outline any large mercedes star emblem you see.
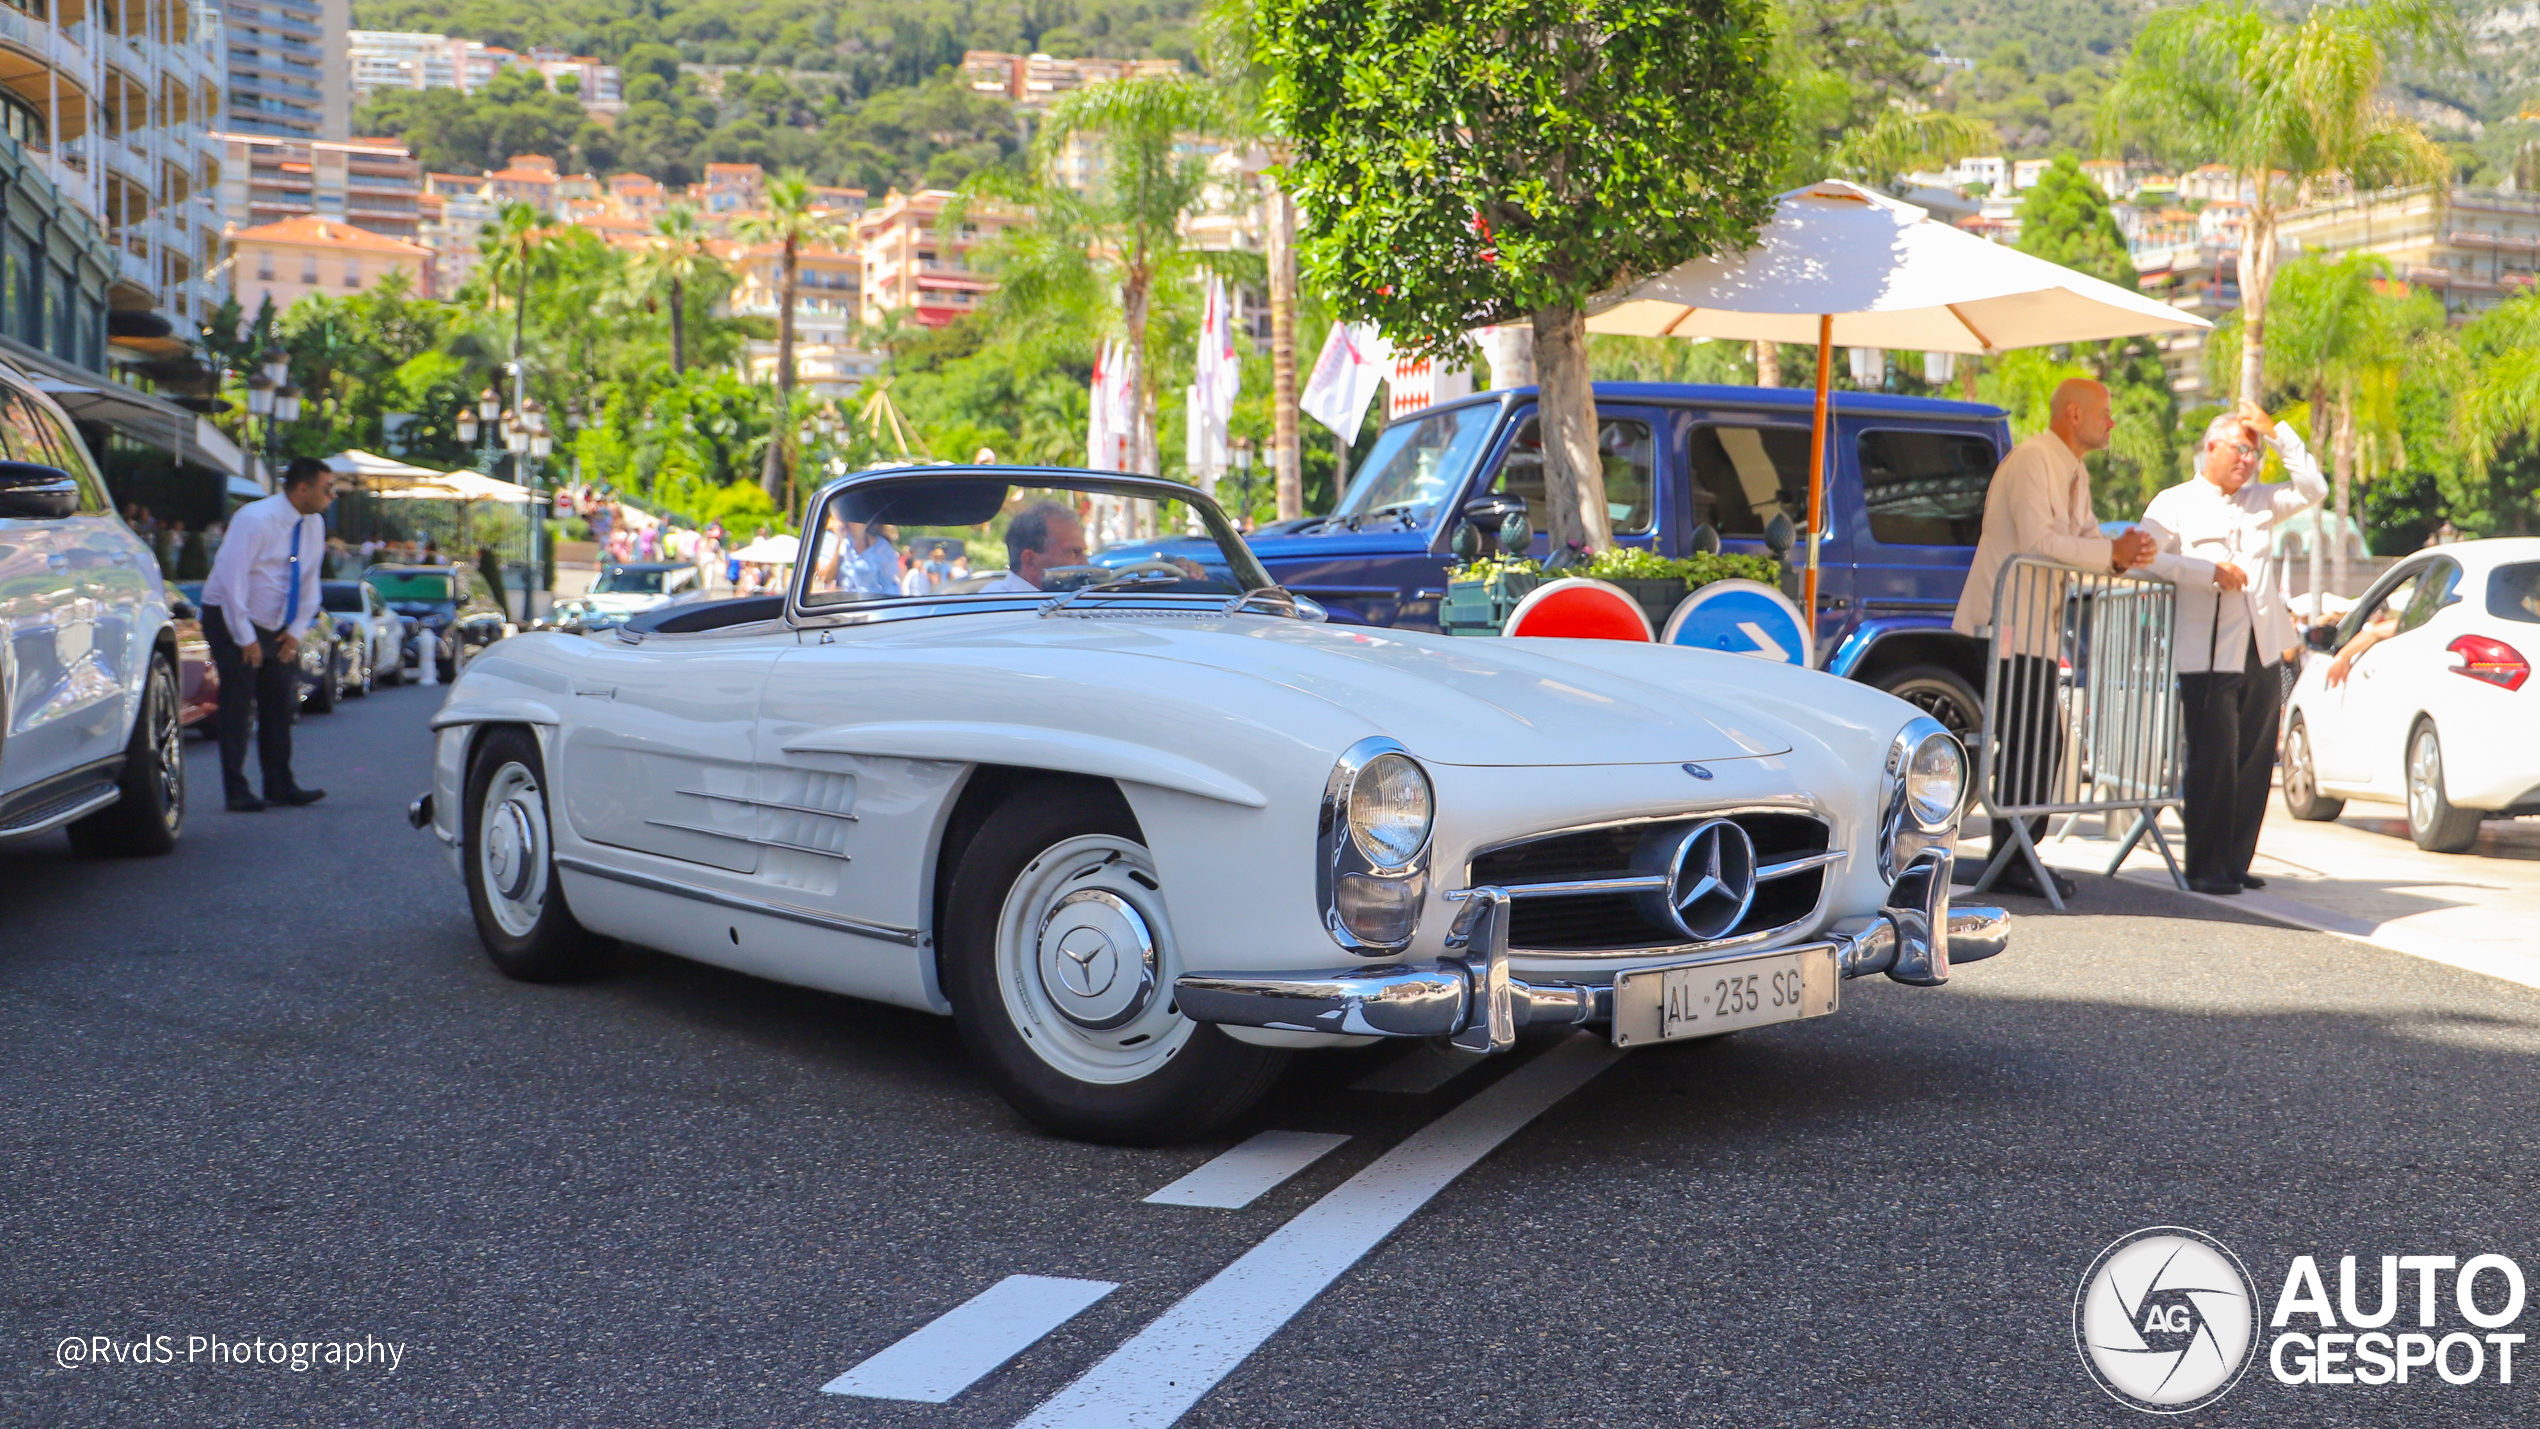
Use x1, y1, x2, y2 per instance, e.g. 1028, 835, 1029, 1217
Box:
1652, 818, 1757, 941
1054, 927, 1119, 997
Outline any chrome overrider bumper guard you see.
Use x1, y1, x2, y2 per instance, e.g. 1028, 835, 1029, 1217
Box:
1173, 851, 2008, 1055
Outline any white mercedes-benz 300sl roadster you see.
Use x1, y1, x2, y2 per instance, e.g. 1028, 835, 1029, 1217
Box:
412, 467, 2007, 1142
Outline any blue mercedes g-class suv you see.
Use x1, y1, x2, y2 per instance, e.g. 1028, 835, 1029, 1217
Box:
1238, 381, 2012, 735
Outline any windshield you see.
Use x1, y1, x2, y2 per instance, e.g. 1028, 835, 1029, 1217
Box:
367, 572, 453, 603
320, 582, 366, 613
799, 472, 1276, 610
593, 565, 694, 595
1329, 402, 1501, 530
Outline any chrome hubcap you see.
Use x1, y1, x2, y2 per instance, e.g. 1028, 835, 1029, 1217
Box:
2287, 724, 2313, 803
995, 835, 1192, 1084
478, 762, 548, 936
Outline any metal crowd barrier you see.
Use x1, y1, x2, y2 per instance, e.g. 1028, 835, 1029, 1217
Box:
1970, 556, 2188, 911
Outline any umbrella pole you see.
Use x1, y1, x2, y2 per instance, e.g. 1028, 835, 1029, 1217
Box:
1803, 315, 1832, 656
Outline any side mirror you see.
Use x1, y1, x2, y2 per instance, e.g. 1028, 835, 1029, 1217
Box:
0, 461, 78, 520
1462, 493, 1526, 526
2304, 623, 2341, 653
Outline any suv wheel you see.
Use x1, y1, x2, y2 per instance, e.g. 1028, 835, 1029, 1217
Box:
1873, 663, 1983, 741
67, 653, 183, 856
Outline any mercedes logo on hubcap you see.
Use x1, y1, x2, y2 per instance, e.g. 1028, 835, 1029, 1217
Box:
1634, 818, 1757, 941
1053, 928, 1119, 997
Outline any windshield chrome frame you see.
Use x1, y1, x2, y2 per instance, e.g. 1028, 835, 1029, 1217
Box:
785, 465, 1278, 629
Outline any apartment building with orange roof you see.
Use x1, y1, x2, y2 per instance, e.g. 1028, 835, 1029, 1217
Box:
230, 216, 438, 311
853, 189, 1016, 328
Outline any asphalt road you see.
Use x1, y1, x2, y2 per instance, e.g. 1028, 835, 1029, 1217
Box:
9, 684, 2540, 1427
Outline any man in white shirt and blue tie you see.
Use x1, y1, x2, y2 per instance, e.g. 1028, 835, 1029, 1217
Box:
200, 457, 335, 812
2139, 404, 2329, 895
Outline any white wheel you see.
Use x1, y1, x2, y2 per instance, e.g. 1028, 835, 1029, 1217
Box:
477, 759, 551, 939
992, 834, 1195, 1085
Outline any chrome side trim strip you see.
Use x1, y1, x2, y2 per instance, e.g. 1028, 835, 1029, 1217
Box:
642, 818, 854, 860
556, 855, 922, 945
674, 788, 861, 822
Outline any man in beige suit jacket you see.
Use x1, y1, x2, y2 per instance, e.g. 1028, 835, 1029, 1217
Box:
1951, 379, 2155, 899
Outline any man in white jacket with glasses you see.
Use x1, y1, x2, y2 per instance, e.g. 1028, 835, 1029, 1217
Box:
2139, 403, 2329, 896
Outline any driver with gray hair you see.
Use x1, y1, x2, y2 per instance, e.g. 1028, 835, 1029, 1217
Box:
980, 502, 1088, 593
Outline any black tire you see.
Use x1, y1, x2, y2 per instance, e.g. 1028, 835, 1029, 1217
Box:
939, 778, 1287, 1144
67, 652, 184, 857
2281, 714, 2344, 821
2405, 719, 2482, 854
463, 726, 609, 981
1872, 663, 1983, 742
304, 640, 338, 713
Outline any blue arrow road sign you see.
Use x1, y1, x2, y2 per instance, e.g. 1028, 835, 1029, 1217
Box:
1661, 579, 1811, 668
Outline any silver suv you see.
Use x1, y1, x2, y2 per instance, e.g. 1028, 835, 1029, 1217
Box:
0, 366, 183, 854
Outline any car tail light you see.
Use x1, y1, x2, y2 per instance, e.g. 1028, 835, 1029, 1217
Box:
2447, 634, 2530, 691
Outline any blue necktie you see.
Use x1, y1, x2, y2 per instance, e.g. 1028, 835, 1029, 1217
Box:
283, 516, 303, 629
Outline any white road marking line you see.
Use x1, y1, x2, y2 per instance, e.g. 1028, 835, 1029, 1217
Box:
1016, 1032, 1624, 1429
1143, 1130, 1351, 1209
1348, 1041, 1486, 1095
822, 1275, 1118, 1403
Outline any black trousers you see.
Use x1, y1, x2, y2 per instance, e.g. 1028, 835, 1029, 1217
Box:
1989, 651, 2061, 862
204, 605, 298, 800
2178, 636, 2281, 883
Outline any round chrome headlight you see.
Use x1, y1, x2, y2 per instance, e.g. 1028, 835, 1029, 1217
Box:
1346, 752, 1433, 869
1903, 728, 1965, 831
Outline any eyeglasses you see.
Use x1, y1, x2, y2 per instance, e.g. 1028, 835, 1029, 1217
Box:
2221, 441, 2259, 457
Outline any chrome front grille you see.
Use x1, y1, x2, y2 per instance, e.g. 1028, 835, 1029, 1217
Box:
1466, 808, 1837, 955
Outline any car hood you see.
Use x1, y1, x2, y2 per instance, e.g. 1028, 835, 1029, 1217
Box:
956, 614, 1794, 766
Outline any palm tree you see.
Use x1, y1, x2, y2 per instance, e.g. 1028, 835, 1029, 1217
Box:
629, 204, 718, 376
478, 200, 550, 374
735, 174, 856, 508
2102, 0, 2452, 407
962, 75, 1239, 486
1210, 0, 1304, 517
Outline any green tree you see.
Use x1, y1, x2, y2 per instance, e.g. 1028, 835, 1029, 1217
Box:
2101, 0, 2452, 408
2450, 294, 2540, 537
1262, 0, 1783, 552
962, 74, 1240, 482
733, 173, 854, 507
628, 204, 720, 374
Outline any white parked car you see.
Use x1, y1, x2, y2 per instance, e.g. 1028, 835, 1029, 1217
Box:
413, 469, 2007, 1142
2283, 537, 2540, 851
0, 365, 184, 855
548, 560, 702, 631
322, 579, 403, 693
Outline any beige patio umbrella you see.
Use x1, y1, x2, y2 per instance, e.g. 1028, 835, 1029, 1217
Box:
1586, 180, 2210, 633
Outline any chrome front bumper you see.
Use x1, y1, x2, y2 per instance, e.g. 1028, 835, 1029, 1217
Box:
1174, 850, 2006, 1054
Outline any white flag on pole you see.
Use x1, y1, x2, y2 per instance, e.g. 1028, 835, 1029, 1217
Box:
1086, 339, 1130, 472
1186, 277, 1241, 488
1300, 320, 1389, 440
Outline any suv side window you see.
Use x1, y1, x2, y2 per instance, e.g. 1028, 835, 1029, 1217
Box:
1491, 415, 1655, 536
3, 389, 108, 513
1683, 424, 1810, 536
1856, 429, 1995, 546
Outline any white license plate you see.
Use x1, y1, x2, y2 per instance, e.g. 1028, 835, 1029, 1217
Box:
1609, 946, 1838, 1048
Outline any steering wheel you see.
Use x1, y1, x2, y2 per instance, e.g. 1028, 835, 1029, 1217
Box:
1104, 559, 1194, 582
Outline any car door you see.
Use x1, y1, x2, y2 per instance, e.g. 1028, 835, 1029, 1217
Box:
549, 629, 790, 886
2309, 561, 2428, 786
2346, 556, 2462, 792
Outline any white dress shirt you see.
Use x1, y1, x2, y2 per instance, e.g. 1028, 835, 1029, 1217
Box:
1952, 430, 2115, 654
978, 571, 1040, 594
199, 491, 324, 647
2139, 421, 2330, 674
